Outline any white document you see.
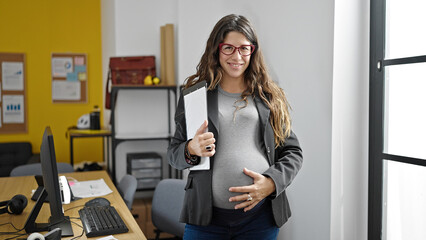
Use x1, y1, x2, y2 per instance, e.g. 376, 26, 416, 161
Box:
52, 57, 73, 78
2, 95, 24, 123
96, 236, 118, 240
183, 81, 210, 170
52, 80, 81, 100
2, 62, 24, 91
70, 178, 113, 198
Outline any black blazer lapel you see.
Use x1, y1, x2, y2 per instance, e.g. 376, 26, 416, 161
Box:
254, 96, 275, 165
207, 88, 219, 136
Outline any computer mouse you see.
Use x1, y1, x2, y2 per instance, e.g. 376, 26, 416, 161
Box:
85, 197, 111, 207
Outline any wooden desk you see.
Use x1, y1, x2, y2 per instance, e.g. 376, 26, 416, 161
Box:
0, 171, 146, 240
68, 129, 111, 166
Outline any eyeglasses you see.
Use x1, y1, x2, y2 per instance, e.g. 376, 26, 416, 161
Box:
219, 43, 255, 56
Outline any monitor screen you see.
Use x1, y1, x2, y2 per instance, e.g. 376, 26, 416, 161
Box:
24, 126, 73, 236
40, 126, 65, 222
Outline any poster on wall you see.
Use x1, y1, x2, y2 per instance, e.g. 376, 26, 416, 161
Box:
0, 52, 27, 133
52, 80, 81, 100
2, 95, 24, 123
51, 53, 87, 103
2, 61, 24, 91
51, 57, 73, 78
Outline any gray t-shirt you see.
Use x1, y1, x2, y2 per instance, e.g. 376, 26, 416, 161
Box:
212, 86, 269, 209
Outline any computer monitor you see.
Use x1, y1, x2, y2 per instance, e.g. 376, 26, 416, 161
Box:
24, 126, 74, 236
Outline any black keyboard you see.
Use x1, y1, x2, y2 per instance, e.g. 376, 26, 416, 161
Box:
78, 205, 129, 237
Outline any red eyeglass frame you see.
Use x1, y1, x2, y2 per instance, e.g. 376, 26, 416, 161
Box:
218, 43, 256, 56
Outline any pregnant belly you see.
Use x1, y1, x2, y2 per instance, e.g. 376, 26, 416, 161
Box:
212, 153, 269, 209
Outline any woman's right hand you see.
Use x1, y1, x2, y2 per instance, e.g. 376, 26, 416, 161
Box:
187, 120, 216, 157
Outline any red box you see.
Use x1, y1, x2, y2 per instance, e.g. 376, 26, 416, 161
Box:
105, 56, 156, 109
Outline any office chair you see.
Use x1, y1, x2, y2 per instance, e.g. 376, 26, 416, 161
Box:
0, 142, 40, 177
151, 179, 186, 240
10, 163, 74, 177
117, 174, 137, 210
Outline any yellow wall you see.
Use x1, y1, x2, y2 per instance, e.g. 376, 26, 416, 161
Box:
0, 0, 104, 164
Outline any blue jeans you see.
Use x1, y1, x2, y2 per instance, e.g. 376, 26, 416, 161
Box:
183, 201, 279, 240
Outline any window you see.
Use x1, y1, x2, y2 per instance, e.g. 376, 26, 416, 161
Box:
369, 0, 426, 239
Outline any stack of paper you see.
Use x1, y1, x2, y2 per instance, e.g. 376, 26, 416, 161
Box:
70, 178, 113, 198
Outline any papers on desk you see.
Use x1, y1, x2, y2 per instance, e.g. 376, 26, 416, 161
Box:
96, 236, 117, 240
183, 81, 210, 170
70, 178, 113, 198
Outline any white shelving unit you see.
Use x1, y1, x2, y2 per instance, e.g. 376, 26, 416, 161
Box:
109, 85, 178, 187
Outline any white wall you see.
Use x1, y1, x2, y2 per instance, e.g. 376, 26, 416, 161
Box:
101, 0, 116, 128
331, 0, 369, 240
101, 0, 369, 239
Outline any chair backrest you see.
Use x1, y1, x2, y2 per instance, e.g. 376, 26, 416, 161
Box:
10, 162, 74, 177
117, 174, 137, 210
151, 178, 186, 238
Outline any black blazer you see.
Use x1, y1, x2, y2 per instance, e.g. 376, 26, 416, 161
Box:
167, 87, 303, 227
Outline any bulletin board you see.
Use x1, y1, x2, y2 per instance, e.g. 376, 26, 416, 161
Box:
51, 53, 88, 103
0, 53, 27, 134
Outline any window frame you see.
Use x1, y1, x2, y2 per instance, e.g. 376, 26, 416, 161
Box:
369, 0, 426, 239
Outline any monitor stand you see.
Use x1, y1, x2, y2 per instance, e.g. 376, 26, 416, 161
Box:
48, 216, 73, 237
24, 188, 74, 237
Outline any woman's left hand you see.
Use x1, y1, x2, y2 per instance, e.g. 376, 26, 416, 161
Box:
228, 168, 276, 212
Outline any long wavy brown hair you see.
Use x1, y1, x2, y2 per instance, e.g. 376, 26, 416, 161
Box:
184, 14, 291, 146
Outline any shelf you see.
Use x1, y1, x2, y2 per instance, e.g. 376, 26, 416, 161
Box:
115, 133, 171, 141
109, 85, 178, 183
111, 85, 177, 90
